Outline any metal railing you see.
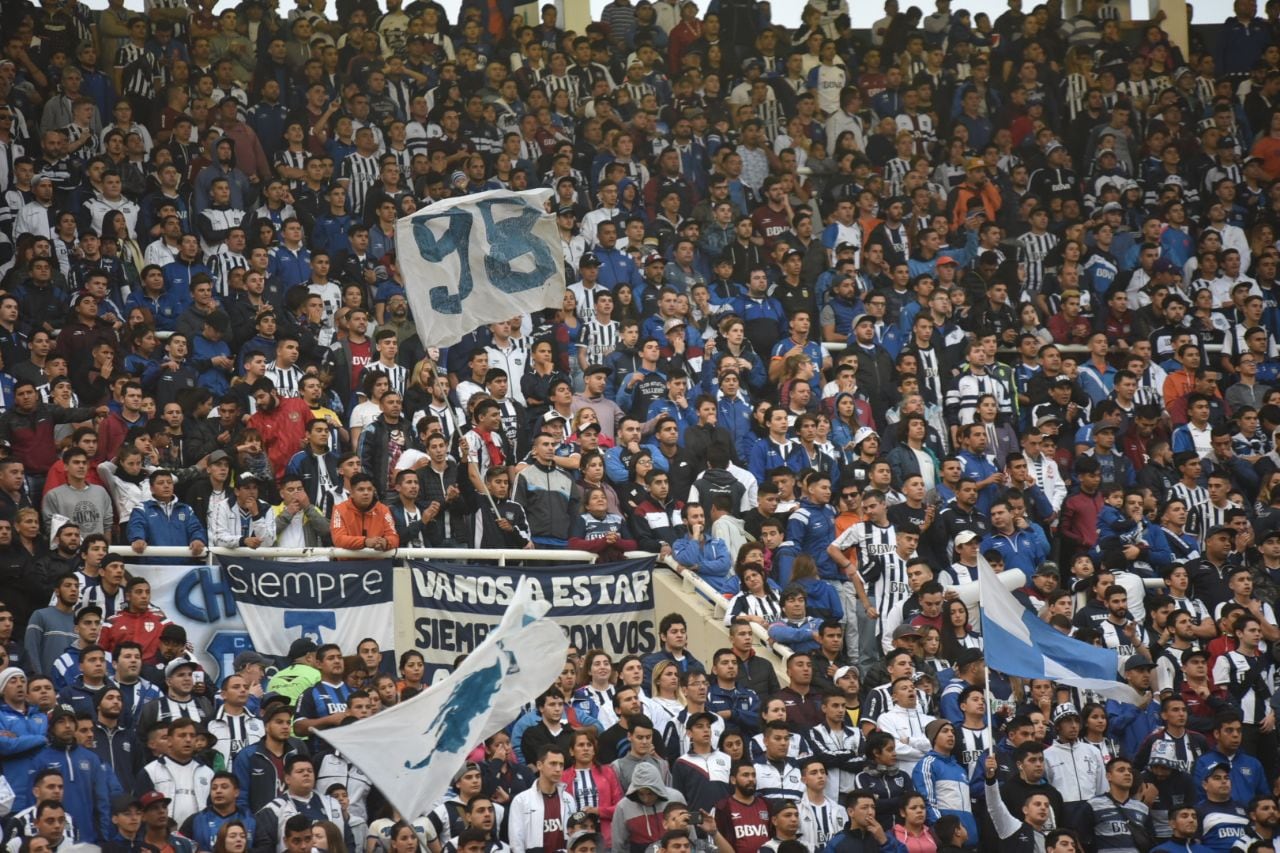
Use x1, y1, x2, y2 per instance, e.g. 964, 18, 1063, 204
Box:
108, 545, 600, 565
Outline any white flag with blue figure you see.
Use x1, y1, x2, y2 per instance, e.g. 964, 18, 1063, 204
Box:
978, 557, 1142, 703
397, 188, 566, 349
317, 577, 568, 822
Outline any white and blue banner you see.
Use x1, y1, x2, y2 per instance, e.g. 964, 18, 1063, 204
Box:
127, 564, 253, 684
218, 556, 396, 658
978, 556, 1142, 703
319, 578, 568, 824
397, 187, 566, 349
409, 558, 656, 680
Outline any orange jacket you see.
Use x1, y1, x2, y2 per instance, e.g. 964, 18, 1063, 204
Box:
330, 499, 400, 551
950, 180, 1001, 233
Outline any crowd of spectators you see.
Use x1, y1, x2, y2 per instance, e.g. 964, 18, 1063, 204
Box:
4, 0, 1280, 849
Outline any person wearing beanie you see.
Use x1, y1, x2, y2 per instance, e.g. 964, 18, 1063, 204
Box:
911, 719, 979, 843
33, 706, 112, 842
0, 668, 48, 812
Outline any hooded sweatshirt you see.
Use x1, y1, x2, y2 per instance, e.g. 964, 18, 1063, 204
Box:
611, 761, 685, 853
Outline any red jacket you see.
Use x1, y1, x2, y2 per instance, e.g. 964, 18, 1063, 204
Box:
247, 397, 312, 479
97, 411, 146, 463
99, 607, 174, 659
1060, 490, 1104, 551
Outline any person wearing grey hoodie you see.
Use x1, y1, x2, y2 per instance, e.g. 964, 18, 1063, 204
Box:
611, 762, 685, 853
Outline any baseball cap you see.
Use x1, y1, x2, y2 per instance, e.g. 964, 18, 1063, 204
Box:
287, 638, 318, 660
954, 530, 979, 545
557, 204, 576, 216
452, 762, 482, 785
1181, 648, 1208, 665
833, 665, 857, 681
644, 252, 666, 266
684, 710, 718, 728
663, 317, 686, 333
964, 157, 985, 171
207, 449, 230, 465
892, 624, 922, 640
111, 794, 143, 815
1205, 524, 1237, 540
579, 252, 601, 267
138, 791, 171, 810
954, 648, 984, 668
1124, 653, 1156, 672
165, 657, 196, 678
567, 831, 603, 850
1100, 202, 1123, 213
543, 410, 568, 424
234, 650, 268, 670
236, 471, 263, 486
1152, 258, 1177, 274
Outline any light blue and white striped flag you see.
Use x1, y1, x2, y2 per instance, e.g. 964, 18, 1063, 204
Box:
978, 557, 1141, 703
317, 577, 568, 822
397, 187, 566, 349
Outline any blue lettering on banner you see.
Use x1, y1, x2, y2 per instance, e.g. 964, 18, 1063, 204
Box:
412, 198, 558, 315
285, 611, 337, 643
176, 565, 239, 622
409, 558, 657, 679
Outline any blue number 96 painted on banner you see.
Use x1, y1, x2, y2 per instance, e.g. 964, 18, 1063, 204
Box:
412, 198, 558, 315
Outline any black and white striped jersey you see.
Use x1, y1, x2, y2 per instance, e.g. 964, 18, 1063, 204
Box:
114, 42, 157, 99
1192, 500, 1237, 544
340, 152, 381, 215
1016, 230, 1060, 295
208, 251, 250, 299
365, 361, 408, 397
864, 549, 914, 615
274, 148, 308, 189
578, 318, 619, 367
265, 361, 305, 398
1171, 482, 1209, 535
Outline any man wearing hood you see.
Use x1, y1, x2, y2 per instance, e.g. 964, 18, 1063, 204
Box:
194, 137, 253, 213
612, 761, 685, 853
509, 746, 576, 853
34, 706, 112, 842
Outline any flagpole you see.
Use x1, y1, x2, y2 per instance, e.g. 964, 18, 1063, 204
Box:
979, 555, 996, 758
